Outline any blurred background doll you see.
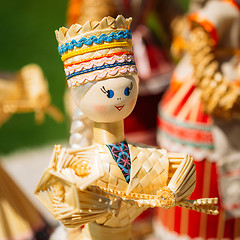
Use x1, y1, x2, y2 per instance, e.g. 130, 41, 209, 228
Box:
155, 0, 240, 239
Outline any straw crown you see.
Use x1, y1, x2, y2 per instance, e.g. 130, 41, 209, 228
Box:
55, 15, 132, 46
55, 15, 137, 88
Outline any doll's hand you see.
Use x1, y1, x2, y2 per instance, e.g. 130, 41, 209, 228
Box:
156, 187, 176, 209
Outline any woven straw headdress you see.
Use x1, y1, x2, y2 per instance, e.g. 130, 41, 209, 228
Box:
56, 15, 137, 88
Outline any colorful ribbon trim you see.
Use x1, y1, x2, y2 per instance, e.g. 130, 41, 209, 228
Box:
159, 130, 214, 149
66, 61, 136, 79
67, 65, 137, 88
64, 51, 133, 68
58, 30, 132, 55
160, 110, 213, 131
65, 54, 134, 75
61, 42, 132, 61
157, 112, 214, 149
107, 140, 131, 183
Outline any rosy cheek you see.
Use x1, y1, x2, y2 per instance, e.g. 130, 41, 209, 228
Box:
130, 98, 137, 108
94, 105, 107, 112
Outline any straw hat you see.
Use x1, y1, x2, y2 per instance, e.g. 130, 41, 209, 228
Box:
56, 15, 137, 88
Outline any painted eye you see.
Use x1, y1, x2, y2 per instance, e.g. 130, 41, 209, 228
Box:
107, 90, 114, 98
101, 86, 114, 98
124, 87, 130, 96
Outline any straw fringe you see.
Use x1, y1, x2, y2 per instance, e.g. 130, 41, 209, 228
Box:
167, 154, 196, 202
0, 165, 44, 240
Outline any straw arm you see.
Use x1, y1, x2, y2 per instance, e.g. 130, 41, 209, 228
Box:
95, 186, 219, 215
176, 198, 219, 215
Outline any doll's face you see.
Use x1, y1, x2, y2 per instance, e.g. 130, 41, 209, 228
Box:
71, 75, 139, 122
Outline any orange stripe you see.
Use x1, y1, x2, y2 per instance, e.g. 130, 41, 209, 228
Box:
234, 218, 240, 238
160, 208, 168, 228
167, 207, 175, 231
188, 13, 218, 45
180, 207, 189, 235
199, 160, 212, 238
64, 51, 133, 67
217, 209, 226, 239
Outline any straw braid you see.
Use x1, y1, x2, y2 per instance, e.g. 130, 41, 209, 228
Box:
69, 108, 93, 149
189, 27, 240, 119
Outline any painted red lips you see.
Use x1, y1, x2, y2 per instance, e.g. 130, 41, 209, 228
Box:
115, 105, 125, 111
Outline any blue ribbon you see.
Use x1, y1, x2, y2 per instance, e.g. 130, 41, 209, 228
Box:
58, 30, 132, 55
66, 61, 136, 79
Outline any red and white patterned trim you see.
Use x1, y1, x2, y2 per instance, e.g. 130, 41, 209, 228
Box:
64, 54, 134, 75
67, 65, 137, 88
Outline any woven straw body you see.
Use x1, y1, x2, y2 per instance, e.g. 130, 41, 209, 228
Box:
35, 141, 199, 233
94, 143, 169, 228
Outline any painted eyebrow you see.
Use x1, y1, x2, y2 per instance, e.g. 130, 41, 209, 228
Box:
100, 86, 107, 93
130, 82, 133, 89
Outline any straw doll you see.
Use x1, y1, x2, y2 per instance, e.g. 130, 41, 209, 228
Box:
156, 0, 240, 239
65, 3, 182, 237
35, 16, 218, 240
